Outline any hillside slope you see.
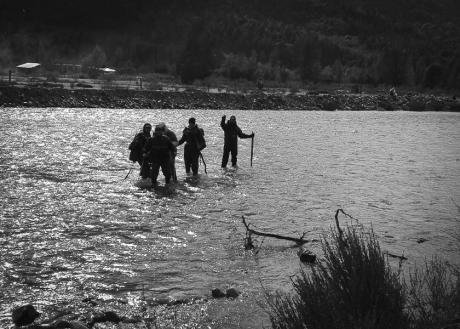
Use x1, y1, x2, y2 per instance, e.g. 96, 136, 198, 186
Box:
1, 0, 459, 89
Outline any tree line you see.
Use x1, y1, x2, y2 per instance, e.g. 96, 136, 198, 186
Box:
1, 0, 459, 89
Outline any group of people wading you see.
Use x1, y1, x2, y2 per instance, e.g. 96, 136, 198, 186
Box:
128, 115, 254, 186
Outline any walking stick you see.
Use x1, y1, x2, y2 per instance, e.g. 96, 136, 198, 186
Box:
124, 163, 135, 180
199, 152, 208, 174
250, 133, 254, 167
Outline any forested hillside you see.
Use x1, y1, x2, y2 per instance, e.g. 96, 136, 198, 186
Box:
1, 0, 459, 89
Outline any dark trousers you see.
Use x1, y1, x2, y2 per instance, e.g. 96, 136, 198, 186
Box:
184, 146, 199, 175
151, 160, 171, 184
221, 144, 238, 167
170, 156, 177, 181
139, 161, 151, 179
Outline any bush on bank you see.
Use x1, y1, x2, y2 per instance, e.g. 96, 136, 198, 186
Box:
269, 224, 459, 329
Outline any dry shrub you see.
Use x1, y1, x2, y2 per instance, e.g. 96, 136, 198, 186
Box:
269, 225, 408, 329
269, 220, 460, 329
406, 258, 460, 329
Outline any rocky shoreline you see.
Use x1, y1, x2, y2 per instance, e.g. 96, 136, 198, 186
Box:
1, 86, 459, 111
8, 288, 243, 328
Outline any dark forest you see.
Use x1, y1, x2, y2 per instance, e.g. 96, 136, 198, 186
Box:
1, 0, 459, 89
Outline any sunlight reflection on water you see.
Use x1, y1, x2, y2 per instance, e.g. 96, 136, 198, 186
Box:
0, 108, 459, 327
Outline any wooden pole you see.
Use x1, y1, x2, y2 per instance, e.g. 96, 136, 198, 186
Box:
200, 152, 207, 174
250, 133, 254, 167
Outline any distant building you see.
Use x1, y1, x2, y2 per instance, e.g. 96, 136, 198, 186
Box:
16, 62, 42, 76
98, 67, 116, 74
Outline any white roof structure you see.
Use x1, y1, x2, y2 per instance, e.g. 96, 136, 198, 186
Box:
17, 63, 41, 69
98, 67, 116, 72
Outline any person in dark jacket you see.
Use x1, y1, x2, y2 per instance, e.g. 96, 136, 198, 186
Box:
158, 122, 178, 182
177, 117, 206, 175
143, 125, 176, 185
220, 115, 254, 168
129, 123, 152, 178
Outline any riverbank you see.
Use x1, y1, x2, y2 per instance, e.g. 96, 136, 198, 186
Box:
1, 86, 459, 111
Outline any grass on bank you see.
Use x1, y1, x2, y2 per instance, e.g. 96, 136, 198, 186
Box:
268, 222, 460, 329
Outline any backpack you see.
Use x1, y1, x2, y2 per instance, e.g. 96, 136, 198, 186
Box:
128, 134, 143, 162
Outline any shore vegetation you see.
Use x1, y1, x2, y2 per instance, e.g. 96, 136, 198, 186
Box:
268, 221, 460, 329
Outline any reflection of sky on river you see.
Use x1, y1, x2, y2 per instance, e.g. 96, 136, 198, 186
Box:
0, 108, 459, 326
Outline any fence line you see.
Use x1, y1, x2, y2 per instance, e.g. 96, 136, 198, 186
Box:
0, 75, 312, 96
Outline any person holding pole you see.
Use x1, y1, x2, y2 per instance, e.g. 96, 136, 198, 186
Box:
178, 117, 206, 176
220, 115, 254, 168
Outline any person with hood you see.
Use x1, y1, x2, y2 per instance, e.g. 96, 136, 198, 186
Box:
157, 122, 178, 182
128, 123, 152, 178
177, 117, 206, 175
143, 125, 176, 185
220, 115, 254, 168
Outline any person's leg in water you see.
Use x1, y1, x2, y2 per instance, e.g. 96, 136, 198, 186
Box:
221, 144, 230, 168
151, 162, 160, 186
160, 160, 171, 184
184, 149, 191, 174
140, 160, 151, 178
191, 152, 199, 175
170, 156, 177, 182
231, 146, 238, 167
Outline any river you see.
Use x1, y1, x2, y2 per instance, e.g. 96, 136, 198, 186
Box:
1, 108, 459, 328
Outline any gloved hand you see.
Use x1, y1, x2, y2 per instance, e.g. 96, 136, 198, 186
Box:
251, 132, 255, 137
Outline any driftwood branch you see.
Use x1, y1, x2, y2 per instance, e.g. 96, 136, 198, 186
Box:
335, 209, 408, 262
334, 208, 356, 241
242, 216, 310, 246
386, 252, 408, 261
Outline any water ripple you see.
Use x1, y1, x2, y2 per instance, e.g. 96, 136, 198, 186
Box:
0, 109, 459, 325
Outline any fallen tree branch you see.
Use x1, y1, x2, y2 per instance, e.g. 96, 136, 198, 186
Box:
334, 209, 407, 262
385, 252, 408, 261
242, 216, 310, 246
334, 208, 356, 240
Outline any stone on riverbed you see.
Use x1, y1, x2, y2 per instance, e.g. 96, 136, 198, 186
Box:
12, 304, 40, 327
88, 311, 122, 327
211, 288, 226, 298
225, 288, 240, 298
212, 288, 240, 298
298, 247, 316, 263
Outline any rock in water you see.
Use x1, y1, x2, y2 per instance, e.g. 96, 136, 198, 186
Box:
211, 288, 226, 298
103, 311, 121, 323
89, 310, 122, 326
298, 248, 316, 263
225, 288, 240, 298
12, 304, 40, 326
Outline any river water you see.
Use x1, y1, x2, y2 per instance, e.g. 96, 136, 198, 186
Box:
1, 108, 459, 328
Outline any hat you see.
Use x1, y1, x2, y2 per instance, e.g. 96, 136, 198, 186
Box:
154, 125, 163, 134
